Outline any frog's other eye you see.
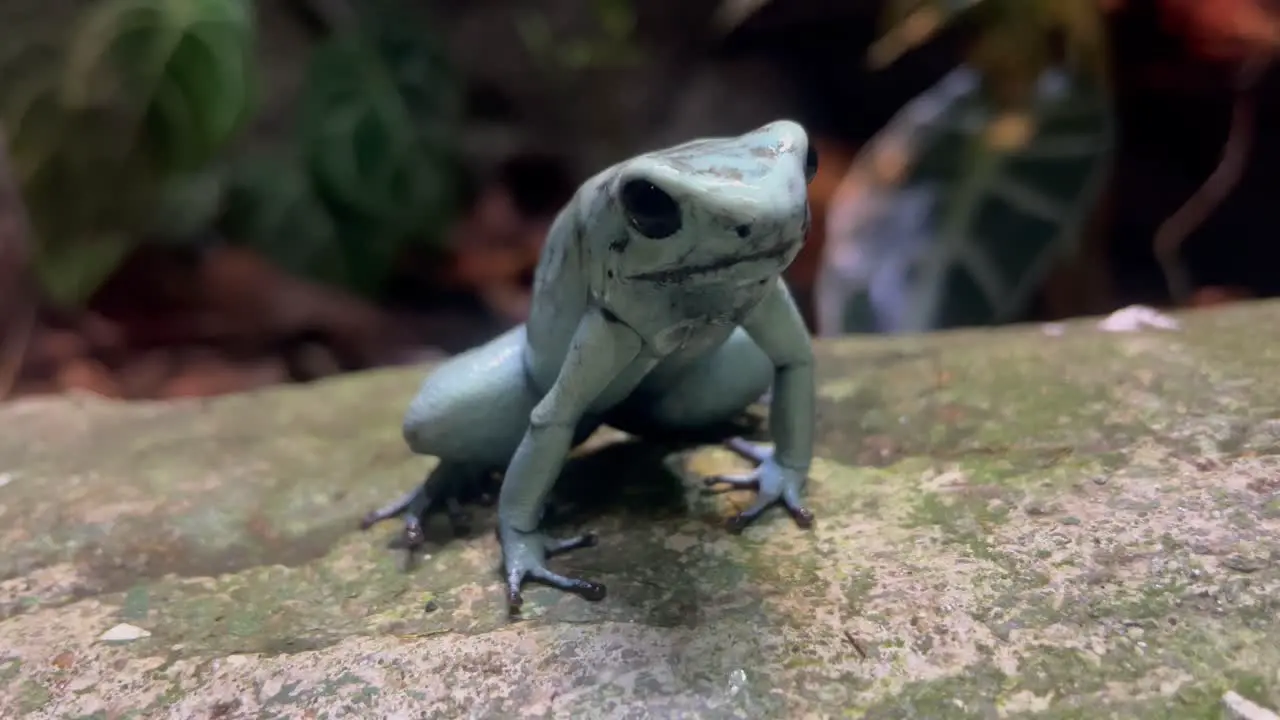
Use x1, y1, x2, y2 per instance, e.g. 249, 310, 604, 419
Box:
620, 179, 682, 239
804, 145, 819, 184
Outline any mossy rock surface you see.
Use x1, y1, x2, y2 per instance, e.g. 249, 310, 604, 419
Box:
1, 302, 1278, 718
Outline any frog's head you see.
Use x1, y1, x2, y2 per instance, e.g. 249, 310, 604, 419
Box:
602, 119, 816, 288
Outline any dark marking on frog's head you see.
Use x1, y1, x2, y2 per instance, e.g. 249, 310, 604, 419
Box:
602, 120, 818, 288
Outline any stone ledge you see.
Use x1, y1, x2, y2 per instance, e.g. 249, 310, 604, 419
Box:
1, 301, 1278, 718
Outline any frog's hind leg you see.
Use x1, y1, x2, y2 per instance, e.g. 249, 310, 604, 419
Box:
359, 462, 496, 552
360, 327, 539, 558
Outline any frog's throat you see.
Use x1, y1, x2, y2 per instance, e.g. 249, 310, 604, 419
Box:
626, 243, 796, 284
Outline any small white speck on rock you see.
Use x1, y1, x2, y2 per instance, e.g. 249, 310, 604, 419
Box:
1223, 690, 1280, 720
99, 623, 151, 642
726, 668, 747, 696
1097, 305, 1180, 333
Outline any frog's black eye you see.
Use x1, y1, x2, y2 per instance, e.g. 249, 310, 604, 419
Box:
620, 179, 682, 239
804, 144, 819, 184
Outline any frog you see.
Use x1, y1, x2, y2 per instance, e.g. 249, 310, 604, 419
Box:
360, 119, 819, 613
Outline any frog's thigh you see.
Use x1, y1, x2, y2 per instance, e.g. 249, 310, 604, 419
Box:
622, 327, 773, 431
402, 327, 540, 468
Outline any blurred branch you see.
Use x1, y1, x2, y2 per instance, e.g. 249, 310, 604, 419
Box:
0, 125, 37, 400
1153, 53, 1270, 305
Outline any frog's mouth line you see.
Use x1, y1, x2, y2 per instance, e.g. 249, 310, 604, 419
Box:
627, 243, 796, 284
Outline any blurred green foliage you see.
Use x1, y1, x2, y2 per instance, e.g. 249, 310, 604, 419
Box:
1, 0, 461, 308
224, 10, 461, 296
517, 0, 644, 73
2, 0, 256, 308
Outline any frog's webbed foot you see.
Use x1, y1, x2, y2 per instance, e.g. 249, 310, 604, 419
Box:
704, 437, 815, 533
359, 465, 495, 561
359, 484, 467, 550
498, 524, 605, 614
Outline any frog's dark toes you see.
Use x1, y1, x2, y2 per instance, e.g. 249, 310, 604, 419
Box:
403, 517, 426, 549
789, 505, 816, 528
725, 483, 814, 534
359, 485, 420, 531
360, 479, 474, 563
499, 527, 607, 615
713, 437, 815, 533
526, 567, 607, 602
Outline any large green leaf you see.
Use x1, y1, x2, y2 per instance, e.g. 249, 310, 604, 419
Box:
4, 87, 159, 306
0, 0, 257, 308
814, 65, 1113, 335
299, 34, 453, 232
297, 26, 459, 295
63, 0, 256, 173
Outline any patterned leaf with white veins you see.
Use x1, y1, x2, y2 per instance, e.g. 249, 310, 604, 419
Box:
815, 65, 1113, 335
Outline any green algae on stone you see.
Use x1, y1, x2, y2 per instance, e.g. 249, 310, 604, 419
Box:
16, 680, 50, 714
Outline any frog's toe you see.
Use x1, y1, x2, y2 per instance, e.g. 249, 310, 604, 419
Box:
724, 481, 814, 534
702, 438, 770, 490
359, 484, 426, 532
782, 484, 815, 527
703, 472, 759, 491
723, 436, 774, 464
545, 531, 599, 556
359, 479, 472, 564
499, 526, 606, 614
711, 438, 814, 533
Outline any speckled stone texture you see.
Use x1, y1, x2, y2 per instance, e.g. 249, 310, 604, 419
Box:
1, 301, 1278, 719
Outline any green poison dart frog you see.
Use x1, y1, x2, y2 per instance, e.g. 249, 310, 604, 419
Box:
361, 120, 819, 613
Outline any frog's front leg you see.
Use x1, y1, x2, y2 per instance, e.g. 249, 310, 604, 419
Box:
498, 307, 645, 613
707, 278, 816, 532
609, 319, 814, 532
